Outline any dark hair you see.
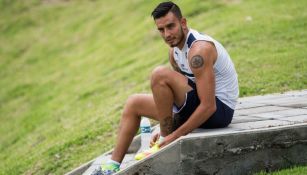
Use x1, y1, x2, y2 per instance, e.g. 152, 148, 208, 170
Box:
151, 1, 182, 20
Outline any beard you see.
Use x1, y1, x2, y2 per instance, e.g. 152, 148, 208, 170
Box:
169, 26, 185, 48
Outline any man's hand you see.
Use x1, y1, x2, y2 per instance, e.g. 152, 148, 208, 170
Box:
150, 132, 160, 147
150, 132, 180, 148
158, 133, 179, 148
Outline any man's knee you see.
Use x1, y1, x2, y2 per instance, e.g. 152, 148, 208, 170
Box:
151, 66, 171, 87
123, 94, 141, 116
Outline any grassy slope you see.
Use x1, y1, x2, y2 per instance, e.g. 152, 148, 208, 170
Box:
0, 0, 306, 174
256, 166, 307, 175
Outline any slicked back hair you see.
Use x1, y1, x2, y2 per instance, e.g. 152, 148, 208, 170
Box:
151, 1, 182, 20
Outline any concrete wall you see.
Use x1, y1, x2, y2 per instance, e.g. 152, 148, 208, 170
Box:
118, 125, 307, 175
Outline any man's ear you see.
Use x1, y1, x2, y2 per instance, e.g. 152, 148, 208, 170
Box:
181, 17, 187, 30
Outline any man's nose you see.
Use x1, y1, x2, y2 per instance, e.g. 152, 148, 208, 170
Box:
164, 29, 171, 38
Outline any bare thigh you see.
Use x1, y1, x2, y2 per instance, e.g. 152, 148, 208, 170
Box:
127, 93, 162, 120
151, 66, 193, 107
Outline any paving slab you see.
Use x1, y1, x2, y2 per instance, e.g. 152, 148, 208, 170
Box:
235, 101, 267, 110
280, 115, 307, 123
252, 108, 307, 119
238, 94, 286, 102
282, 89, 307, 96
230, 120, 293, 130
234, 106, 290, 116
232, 115, 268, 124
186, 127, 243, 139
254, 97, 298, 104
251, 112, 285, 120
259, 97, 307, 107
238, 89, 307, 103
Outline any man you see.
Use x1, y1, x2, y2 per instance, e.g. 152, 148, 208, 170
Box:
97, 2, 239, 174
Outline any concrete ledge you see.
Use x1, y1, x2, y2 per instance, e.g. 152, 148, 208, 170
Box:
118, 124, 307, 175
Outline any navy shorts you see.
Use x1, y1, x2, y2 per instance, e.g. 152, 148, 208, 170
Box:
172, 79, 234, 130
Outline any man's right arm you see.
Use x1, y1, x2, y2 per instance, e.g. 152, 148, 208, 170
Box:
169, 48, 180, 72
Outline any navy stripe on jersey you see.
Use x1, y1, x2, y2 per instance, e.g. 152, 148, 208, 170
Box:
187, 33, 196, 48
180, 70, 194, 77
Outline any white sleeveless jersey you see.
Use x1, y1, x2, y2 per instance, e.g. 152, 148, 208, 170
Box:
173, 29, 239, 109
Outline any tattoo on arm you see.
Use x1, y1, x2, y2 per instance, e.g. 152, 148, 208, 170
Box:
173, 64, 181, 72
170, 57, 180, 72
190, 55, 204, 69
161, 116, 173, 135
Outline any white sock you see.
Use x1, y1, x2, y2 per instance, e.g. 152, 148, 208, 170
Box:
107, 159, 120, 166
158, 136, 164, 144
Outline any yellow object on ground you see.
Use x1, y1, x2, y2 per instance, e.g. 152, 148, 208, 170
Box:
134, 144, 160, 160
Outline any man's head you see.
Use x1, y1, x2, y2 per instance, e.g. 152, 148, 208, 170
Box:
151, 2, 188, 48
151, 1, 182, 20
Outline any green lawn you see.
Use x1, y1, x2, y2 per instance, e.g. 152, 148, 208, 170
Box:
0, 0, 306, 174
256, 166, 307, 175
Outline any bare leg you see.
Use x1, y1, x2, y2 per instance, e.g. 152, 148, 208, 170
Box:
111, 67, 191, 163
111, 94, 159, 163
151, 66, 192, 137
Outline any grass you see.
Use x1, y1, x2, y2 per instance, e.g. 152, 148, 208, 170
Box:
256, 166, 307, 175
0, 0, 306, 174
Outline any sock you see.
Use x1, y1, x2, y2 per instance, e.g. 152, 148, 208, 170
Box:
158, 136, 164, 144
106, 159, 120, 166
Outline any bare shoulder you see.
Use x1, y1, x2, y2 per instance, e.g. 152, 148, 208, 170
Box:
189, 41, 217, 58
188, 41, 216, 70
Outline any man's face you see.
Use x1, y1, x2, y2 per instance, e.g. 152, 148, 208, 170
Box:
155, 12, 186, 48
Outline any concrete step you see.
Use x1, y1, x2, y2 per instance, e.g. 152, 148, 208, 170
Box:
118, 124, 307, 175
66, 89, 307, 175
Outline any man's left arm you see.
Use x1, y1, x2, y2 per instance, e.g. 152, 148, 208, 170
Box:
159, 41, 217, 147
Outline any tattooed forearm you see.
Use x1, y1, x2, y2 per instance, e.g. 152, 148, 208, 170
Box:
170, 62, 180, 72
160, 116, 173, 135
190, 55, 204, 69
173, 65, 181, 72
